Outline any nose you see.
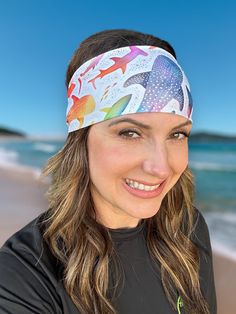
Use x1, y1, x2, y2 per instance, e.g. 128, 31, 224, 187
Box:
142, 142, 171, 180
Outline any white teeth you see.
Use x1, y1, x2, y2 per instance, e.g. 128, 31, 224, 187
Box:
134, 181, 139, 189
125, 179, 160, 191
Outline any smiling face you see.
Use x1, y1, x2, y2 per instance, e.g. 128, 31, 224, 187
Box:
87, 112, 192, 229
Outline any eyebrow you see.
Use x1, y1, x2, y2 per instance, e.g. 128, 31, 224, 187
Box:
108, 117, 192, 130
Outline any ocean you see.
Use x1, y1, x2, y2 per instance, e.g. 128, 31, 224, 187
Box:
0, 137, 236, 260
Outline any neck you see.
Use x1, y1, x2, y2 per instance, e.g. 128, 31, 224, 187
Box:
96, 215, 142, 229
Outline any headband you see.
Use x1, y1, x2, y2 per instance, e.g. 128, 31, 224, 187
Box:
66, 45, 193, 133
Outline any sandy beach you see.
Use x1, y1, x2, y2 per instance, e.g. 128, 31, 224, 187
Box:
0, 166, 235, 313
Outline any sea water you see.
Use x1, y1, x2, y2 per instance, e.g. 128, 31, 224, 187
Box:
189, 141, 236, 260
0, 137, 236, 259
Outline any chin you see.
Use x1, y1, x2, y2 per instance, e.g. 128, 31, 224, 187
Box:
130, 206, 162, 220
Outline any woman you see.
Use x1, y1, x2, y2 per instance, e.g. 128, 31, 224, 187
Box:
0, 29, 217, 314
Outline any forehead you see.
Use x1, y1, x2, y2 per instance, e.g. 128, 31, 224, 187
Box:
99, 112, 192, 130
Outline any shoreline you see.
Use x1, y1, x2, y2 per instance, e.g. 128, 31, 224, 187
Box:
0, 166, 235, 313
0, 135, 66, 142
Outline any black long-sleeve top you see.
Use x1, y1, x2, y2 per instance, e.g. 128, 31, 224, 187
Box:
0, 208, 217, 313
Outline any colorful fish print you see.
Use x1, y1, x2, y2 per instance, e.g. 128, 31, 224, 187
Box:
101, 85, 110, 101
68, 78, 82, 98
67, 82, 76, 98
80, 53, 104, 77
101, 82, 118, 101
124, 55, 187, 113
77, 77, 82, 94
66, 94, 96, 127
88, 46, 148, 89
100, 94, 132, 120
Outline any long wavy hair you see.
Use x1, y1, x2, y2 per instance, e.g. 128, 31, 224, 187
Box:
40, 29, 210, 314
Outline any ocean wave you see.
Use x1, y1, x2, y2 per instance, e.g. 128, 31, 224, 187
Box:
189, 161, 236, 172
0, 147, 43, 180
33, 142, 58, 153
203, 211, 236, 261
212, 243, 236, 261
0, 147, 19, 166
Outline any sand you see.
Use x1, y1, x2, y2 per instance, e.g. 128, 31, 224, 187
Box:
0, 166, 49, 244
212, 253, 236, 314
0, 166, 235, 313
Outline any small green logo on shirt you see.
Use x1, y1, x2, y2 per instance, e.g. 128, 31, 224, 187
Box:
177, 295, 184, 314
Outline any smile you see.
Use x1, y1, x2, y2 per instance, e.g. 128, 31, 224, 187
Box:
123, 178, 166, 199
125, 178, 160, 191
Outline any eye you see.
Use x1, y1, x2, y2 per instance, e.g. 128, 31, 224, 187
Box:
118, 128, 141, 141
170, 131, 190, 141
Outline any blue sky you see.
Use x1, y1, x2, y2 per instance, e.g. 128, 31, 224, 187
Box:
0, 0, 235, 137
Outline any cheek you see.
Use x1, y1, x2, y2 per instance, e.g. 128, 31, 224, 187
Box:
88, 140, 131, 180
168, 145, 188, 174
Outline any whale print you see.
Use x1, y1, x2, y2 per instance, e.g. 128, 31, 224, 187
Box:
124, 55, 185, 113
186, 86, 193, 118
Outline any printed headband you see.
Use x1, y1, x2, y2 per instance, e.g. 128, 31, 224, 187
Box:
66, 45, 193, 133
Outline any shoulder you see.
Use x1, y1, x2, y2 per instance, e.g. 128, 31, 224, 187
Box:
191, 207, 213, 257
0, 211, 57, 270
0, 211, 62, 280
191, 208, 217, 313
0, 212, 62, 313
0, 212, 44, 261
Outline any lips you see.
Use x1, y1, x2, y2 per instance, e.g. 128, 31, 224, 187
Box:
125, 178, 165, 186
125, 178, 160, 192
123, 179, 166, 199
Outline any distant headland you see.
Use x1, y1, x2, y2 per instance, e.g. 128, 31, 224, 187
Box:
0, 126, 26, 137
189, 132, 236, 142
0, 126, 236, 142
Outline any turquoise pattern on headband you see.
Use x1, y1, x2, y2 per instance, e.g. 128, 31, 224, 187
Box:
66, 45, 193, 133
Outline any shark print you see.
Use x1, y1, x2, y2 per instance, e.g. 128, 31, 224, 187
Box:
100, 94, 132, 120
66, 94, 96, 127
80, 53, 104, 77
67, 82, 76, 98
88, 46, 148, 89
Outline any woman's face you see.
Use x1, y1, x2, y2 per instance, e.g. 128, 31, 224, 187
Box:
87, 112, 192, 228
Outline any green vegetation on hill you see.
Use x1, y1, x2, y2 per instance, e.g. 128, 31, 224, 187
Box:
0, 127, 235, 142
189, 132, 236, 142
0, 127, 26, 137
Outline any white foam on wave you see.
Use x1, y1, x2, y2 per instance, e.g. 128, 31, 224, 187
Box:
33, 142, 57, 153
0, 147, 45, 181
0, 147, 19, 166
26, 135, 66, 141
203, 211, 236, 261
211, 242, 236, 261
189, 161, 236, 172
